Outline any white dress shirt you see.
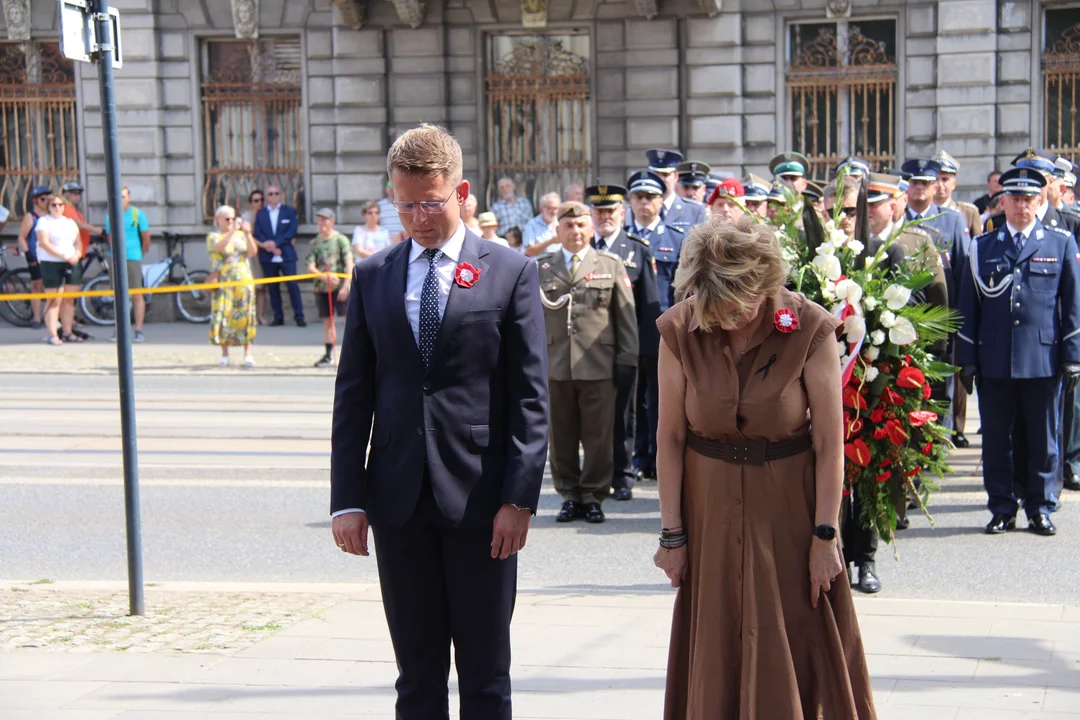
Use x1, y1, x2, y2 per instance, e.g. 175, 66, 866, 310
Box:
594, 229, 620, 252
268, 203, 281, 235
1037, 202, 1049, 222
633, 217, 663, 236
663, 193, 675, 211
332, 222, 468, 520
1006, 219, 1037, 244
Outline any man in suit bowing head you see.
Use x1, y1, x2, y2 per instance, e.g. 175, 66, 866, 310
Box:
330, 124, 550, 720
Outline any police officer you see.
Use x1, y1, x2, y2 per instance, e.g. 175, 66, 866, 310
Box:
588, 184, 660, 501
932, 150, 982, 239
769, 151, 811, 194
742, 174, 771, 220
538, 202, 638, 524
984, 150, 1080, 239
836, 156, 871, 180
957, 168, 1080, 536
645, 148, 707, 233
1062, 171, 1079, 212
675, 161, 710, 204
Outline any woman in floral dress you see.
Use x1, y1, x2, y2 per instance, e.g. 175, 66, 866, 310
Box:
207, 205, 258, 367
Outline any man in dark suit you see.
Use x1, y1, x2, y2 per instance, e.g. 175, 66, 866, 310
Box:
330, 124, 549, 720
253, 185, 306, 326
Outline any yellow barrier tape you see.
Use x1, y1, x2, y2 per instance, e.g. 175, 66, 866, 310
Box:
0, 271, 351, 302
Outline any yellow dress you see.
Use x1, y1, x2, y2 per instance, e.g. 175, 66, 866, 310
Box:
207, 231, 256, 347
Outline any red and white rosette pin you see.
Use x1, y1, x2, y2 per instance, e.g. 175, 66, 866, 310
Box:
454, 262, 481, 288
774, 308, 798, 333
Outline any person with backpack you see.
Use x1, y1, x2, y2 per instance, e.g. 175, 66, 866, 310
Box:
103, 185, 151, 342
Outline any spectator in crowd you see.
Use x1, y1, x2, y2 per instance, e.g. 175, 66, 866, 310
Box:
253, 185, 305, 327
461, 193, 481, 234
207, 205, 258, 368
477, 211, 508, 246
352, 199, 391, 260
504, 225, 523, 251
974, 170, 1003, 215
563, 184, 585, 203
60, 181, 102, 256
376, 180, 406, 242
16, 186, 50, 329
35, 194, 82, 345
305, 208, 353, 368
241, 189, 270, 326
523, 192, 562, 257
0, 204, 7, 231
490, 176, 534, 236
103, 185, 151, 342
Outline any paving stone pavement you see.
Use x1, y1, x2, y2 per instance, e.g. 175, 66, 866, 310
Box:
2, 583, 1080, 719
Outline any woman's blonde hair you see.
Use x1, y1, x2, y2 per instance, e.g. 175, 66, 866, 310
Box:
673, 214, 786, 332
214, 205, 236, 220
387, 123, 462, 184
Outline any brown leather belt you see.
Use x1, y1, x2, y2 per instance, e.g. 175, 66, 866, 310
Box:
686, 430, 812, 465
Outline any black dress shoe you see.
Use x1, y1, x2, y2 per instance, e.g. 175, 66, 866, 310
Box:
296, 318, 307, 327
985, 513, 1017, 534
642, 468, 657, 480
954, 433, 970, 448
584, 502, 605, 523
1065, 474, 1080, 492
895, 516, 910, 531
856, 563, 882, 594
613, 487, 632, 501
269, 318, 285, 327
1027, 512, 1057, 536
555, 501, 581, 523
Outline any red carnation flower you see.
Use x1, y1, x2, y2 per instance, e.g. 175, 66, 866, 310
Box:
885, 418, 908, 445
877, 458, 891, 468
875, 471, 892, 483
923, 382, 932, 400
873, 428, 888, 441
897, 366, 927, 389
881, 386, 904, 406
844, 439, 871, 467
909, 410, 938, 427
870, 408, 885, 424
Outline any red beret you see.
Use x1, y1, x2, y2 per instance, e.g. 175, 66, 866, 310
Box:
707, 177, 744, 205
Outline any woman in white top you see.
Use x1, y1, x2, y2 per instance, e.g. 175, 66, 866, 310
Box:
352, 200, 391, 260
35, 194, 83, 345
462, 193, 482, 234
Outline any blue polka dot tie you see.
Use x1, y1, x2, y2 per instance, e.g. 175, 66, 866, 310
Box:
419, 248, 443, 368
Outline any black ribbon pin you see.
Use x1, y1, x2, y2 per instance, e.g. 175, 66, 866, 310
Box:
755, 354, 778, 380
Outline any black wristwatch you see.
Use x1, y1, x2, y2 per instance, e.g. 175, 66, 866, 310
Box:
813, 524, 837, 541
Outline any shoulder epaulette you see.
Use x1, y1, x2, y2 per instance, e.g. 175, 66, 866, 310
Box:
956, 200, 978, 214
1061, 206, 1080, 219
1046, 224, 1072, 237
666, 224, 687, 235
597, 250, 623, 262
904, 226, 932, 240
627, 232, 649, 247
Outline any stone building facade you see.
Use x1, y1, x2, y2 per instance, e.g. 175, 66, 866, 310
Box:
0, 0, 1076, 252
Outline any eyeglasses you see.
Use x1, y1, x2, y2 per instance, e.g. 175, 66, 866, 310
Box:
840, 207, 858, 217
393, 189, 457, 215
266, 191, 281, 196
251, 197, 264, 203
49, 201, 65, 207
221, 216, 236, 221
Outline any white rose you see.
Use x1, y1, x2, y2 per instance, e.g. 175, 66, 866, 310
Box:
871, 330, 886, 346
889, 316, 918, 346
864, 346, 880, 361
863, 296, 878, 311
879, 310, 897, 328
863, 366, 880, 382
812, 254, 842, 281
844, 315, 867, 343
846, 239, 865, 256
884, 284, 912, 310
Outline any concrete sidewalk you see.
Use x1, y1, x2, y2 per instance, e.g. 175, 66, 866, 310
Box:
2, 583, 1079, 719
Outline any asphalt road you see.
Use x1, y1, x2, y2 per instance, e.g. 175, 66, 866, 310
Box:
1, 374, 1077, 603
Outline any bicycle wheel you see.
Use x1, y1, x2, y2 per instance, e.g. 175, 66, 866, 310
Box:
176, 270, 212, 323
0, 268, 33, 327
79, 274, 117, 326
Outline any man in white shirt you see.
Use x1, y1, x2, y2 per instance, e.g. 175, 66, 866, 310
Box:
522, 192, 562, 257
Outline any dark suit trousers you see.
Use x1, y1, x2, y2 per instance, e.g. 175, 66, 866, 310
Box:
372, 481, 516, 720
549, 378, 615, 505
1062, 384, 1080, 479
261, 260, 305, 322
611, 366, 637, 491
841, 495, 878, 566
633, 356, 659, 472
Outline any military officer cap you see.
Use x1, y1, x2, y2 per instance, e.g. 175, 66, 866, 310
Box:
1054, 156, 1074, 178
556, 200, 590, 220
743, 173, 771, 201
1064, 171, 1077, 189
802, 180, 825, 203
768, 151, 810, 178
999, 166, 1047, 196
931, 149, 960, 174
868, 172, 904, 199
767, 181, 789, 203
585, 183, 627, 208
707, 177, 744, 205
900, 158, 943, 182
627, 169, 666, 196
646, 148, 684, 173
1011, 148, 1056, 177
836, 156, 871, 179
676, 161, 711, 187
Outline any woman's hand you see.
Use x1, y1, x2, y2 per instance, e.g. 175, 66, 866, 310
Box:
654, 545, 688, 588
206, 272, 219, 285
809, 537, 844, 608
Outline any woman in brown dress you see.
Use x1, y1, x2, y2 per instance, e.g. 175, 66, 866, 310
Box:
653, 214, 876, 719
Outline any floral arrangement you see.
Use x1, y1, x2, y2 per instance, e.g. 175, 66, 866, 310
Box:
767, 176, 959, 543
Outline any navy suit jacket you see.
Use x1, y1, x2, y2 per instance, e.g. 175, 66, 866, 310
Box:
254, 204, 299, 263
661, 195, 706, 234
330, 230, 550, 529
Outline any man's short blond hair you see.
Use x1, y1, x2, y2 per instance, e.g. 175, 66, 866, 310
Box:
387, 124, 463, 184
673, 214, 786, 332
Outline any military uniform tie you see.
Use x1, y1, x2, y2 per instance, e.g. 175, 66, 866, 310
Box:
1015, 231, 1026, 254
570, 252, 582, 280
419, 247, 443, 367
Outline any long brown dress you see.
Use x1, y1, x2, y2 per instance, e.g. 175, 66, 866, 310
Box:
658, 287, 876, 720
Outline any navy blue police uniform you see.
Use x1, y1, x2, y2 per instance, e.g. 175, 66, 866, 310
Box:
957, 167, 1080, 536
646, 148, 706, 235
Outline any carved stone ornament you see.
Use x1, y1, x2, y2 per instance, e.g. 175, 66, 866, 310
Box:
521, 0, 547, 29
331, 0, 366, 30
632, 0, 657, 21
391, 0, 427, 29
825, 0, 852, 19
3, 0, 31, 42
699, 0, 721, 18
231, 0, 259, 40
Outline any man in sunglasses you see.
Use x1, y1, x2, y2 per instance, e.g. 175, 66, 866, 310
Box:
253, 186, 306, 327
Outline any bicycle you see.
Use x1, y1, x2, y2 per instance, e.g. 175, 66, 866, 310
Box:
0, 243, 34, 327
79, 232, 213, 325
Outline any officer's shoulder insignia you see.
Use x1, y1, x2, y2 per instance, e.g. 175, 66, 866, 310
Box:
628, 233, 649, 246
907, 226, 931, 239
668, 224, 687, 235
957, 200, 978, 213
1048, 224, 1071, 237
598, 250, 622, 262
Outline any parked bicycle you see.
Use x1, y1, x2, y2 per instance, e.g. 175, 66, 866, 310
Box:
80, 232, 212, 325
0, 243, 33, 327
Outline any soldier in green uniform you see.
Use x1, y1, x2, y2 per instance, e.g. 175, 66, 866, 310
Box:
538, 202, 638, 524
